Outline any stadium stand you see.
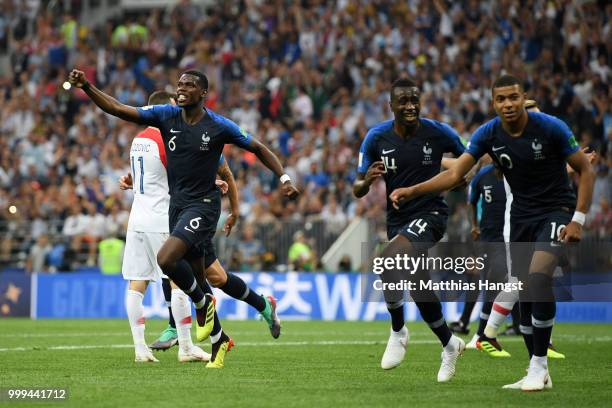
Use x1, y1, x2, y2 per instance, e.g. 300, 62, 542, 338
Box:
0, 0, 609, 272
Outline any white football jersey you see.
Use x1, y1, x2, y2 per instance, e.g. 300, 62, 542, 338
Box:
126, 127, 170, 233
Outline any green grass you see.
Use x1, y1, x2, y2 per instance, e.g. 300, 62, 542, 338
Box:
0, 320, 611, 407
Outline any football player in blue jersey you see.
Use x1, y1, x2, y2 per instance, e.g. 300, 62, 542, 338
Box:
390, 75, 594, 391
68, 68, 299, 367
461, 155, 512, 357
354, 78, 467, 382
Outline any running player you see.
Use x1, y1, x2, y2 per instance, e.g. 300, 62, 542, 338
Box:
121, 90, 212, 364
462, 155, 511, 357
354, 78, 466, 382
483, 100, 595, 358
121, 132, 237, 360
390, 75, 594, 391
147, 161, 239, 352
68, 68, 299, 367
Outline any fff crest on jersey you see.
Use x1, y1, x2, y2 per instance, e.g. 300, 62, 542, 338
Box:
200, 132, 211, 151
532, 138, 545, 160
422, 142, 433, 165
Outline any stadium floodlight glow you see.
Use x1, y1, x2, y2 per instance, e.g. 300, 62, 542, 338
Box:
62, 81, 71, 90
8, 205, 17, 214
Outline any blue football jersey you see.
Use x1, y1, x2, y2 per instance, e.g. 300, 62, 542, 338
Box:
136, 104, 251, 207
358, 118, 465, 229
466, 112, 579, 222
468, 164, 506, 241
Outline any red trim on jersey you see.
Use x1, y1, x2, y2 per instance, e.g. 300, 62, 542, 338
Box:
135, 127, 167, 167
136, 317, 145, 325
492, 303, 512, 316
179, 316, 192, 325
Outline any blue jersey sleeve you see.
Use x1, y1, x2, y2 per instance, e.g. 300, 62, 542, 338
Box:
439, 122, 466, 156
357, 129, 378, 174
466, 122, 492, 160
136, 104, 179, 127
210, 111, 252, 149
541, 114, 580, 157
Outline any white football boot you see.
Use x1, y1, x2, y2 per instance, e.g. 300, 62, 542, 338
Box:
503, 367, 553, 390
465, 334, 479, 349
178, 345, 211, 362
135, 346, 159, 363
521, 360, 552, 391
437, 335, 465, 382
381, 326, 409, 370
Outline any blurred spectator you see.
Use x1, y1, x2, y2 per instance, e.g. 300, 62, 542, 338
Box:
234, 223, 265, 271
98, 234, 124, 275
0, 0, 609, 272
321, 195, 348, 236
338, 255, 352, 272
589, 197, 612, 240
288, 230, 314, 271
26, 234, 52, 273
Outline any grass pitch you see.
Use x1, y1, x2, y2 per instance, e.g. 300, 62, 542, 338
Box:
0, 320, 611, 407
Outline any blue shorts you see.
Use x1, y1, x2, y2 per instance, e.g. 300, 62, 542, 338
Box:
388, 211, 447, 252
508, 209, 572, 279
169, 192, 220, 265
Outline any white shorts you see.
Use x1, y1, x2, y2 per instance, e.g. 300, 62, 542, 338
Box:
122, 230, 169, 281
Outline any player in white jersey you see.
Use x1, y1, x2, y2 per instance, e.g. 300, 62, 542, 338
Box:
122, 91, 237, 364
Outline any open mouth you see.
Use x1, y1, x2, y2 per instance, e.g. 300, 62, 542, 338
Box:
177, 94, 187, 103
403, 112, 417, 121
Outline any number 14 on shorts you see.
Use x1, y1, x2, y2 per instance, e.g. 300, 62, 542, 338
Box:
407, 218, 428, 237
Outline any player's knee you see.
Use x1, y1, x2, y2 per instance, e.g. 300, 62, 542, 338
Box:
156, 251, 174, 272
528, 272, 554, 301
207, 270, 227, 287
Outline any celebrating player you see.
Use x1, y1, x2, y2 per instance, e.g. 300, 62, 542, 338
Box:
68, 68, 299, 363
390, 75, 594, 391
148, 160, 238, 352
120, 90, 212, 364
461, 155, 512, 357
354, 78, 467, 382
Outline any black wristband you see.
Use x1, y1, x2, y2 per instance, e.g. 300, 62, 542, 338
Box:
81, 80, 91, 90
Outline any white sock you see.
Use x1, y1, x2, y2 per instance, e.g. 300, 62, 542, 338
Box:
126, 290, 146, 349
391, 326, 407, 336
484, 298, 517, 338
171, 289, 193, 351
531, 355, 548, 370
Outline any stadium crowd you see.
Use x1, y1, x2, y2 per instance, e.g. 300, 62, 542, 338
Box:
0, 0, 610, 273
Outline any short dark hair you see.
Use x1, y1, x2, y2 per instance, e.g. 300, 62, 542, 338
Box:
492, 74, 523, 91
148, 90, 176, 105
182, 70, 209, 90
391, 77, 418, 91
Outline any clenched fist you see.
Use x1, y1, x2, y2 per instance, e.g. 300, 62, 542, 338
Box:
68, 69, 88, 88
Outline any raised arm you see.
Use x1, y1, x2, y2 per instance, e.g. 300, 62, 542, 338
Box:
560, 149, 595, 242
389, 152, 477, 209
217, 161, 240, 236
68, 69, 141, 123
245, 137, 299, 199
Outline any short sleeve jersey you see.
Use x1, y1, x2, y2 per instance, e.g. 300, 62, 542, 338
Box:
127, 125, 226, 232
357, 118, 465, 229
467, 164, 506, 240
466, 112, 578, 222
135, 104, 251, 208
